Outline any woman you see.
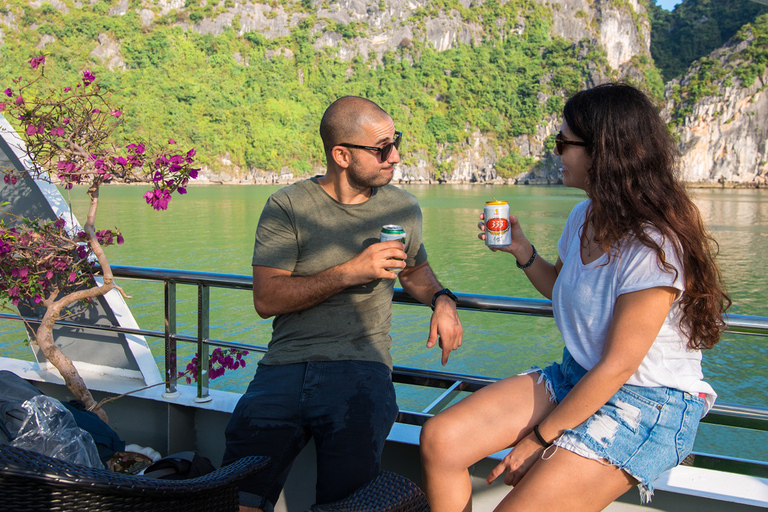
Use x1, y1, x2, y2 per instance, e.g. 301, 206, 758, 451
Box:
419, 83, 730, 511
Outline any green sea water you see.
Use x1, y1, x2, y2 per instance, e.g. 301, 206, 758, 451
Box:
2, 184, 767, 462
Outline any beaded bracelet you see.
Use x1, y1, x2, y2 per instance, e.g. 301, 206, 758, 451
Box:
516, 245, 537, 270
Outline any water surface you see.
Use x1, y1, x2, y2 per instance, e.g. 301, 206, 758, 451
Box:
2, 184, 766, 462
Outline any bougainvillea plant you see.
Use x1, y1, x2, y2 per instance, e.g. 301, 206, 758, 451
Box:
184, 348, 250, 384
0, 55, 208, 423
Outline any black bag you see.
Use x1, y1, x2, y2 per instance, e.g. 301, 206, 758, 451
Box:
0, 370, 124, 464
0, 370, 43, 444
143, 451, 217, 480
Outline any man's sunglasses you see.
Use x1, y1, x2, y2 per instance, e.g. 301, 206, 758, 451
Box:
555, 132, 587, 154
339, 131, 402, 161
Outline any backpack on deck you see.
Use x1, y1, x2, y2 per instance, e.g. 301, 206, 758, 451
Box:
0, 370, 124, 464
0, 370, 43, 444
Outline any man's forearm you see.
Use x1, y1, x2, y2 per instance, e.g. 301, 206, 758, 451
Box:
397, 261, 443, 305
252, 265, 351, 318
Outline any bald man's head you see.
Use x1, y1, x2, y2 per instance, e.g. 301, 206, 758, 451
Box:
319, 97, 391, 159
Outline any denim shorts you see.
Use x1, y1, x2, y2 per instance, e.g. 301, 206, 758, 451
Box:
535, 348, 705, 502
222, 360, 399, 512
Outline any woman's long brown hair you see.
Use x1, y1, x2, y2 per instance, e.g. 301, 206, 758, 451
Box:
564, 84, 730, 350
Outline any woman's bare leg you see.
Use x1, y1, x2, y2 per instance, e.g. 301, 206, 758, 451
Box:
420, 373, 555, 512
496, 446, 636, 512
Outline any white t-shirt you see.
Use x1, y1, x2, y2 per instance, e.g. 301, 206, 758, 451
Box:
552, 200, 716, 413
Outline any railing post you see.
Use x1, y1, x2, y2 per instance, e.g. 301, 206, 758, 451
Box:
195, 283, 212, 402
162, 280, 179, 398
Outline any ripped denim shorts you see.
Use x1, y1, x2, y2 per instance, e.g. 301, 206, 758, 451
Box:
535, 348, 705, 503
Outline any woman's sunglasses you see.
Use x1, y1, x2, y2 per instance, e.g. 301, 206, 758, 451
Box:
555, 132, 587, 154
339, 131, 403, 161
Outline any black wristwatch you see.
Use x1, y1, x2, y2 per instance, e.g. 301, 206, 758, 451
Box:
431, 288, 458, 310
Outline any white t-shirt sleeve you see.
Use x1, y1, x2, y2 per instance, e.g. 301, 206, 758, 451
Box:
616, 231, 685, 297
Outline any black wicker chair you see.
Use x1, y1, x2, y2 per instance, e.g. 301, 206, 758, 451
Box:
0, 443, 270, 512
309, 470, 431, 512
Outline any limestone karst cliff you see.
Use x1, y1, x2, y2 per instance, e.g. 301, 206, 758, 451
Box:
663, 21, 768, 184
2, 0, 765, 183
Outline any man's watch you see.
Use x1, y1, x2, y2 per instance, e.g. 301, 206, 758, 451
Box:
431, 288, 458, 310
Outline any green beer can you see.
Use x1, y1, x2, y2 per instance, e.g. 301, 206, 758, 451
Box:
380, 224, 406, 273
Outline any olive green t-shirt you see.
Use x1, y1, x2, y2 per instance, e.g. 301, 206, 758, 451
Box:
252, 177, 427, 368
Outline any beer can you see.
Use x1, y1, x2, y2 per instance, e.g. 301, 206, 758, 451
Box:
484, 201, 511, 248
380, 225, 406, 273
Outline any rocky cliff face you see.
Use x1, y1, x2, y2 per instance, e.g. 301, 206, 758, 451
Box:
83, 0, 654, 183
663, 30, 768, 184
9, 0, 665, 183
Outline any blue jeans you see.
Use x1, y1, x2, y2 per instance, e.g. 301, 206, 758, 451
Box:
222, 360, 399, 511
536, 348, 705, 502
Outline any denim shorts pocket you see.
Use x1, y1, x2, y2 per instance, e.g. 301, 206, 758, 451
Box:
606, 386, 665, 435
675, 395, 704, 462
619, 384, 667, 410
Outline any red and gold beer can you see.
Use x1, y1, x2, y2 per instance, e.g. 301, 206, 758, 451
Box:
484, 200, 511, 248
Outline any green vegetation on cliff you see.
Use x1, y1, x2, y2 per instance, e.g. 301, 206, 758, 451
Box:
0, 0, 605, 178
666, 12, 768, 125
649, 0, 768, 82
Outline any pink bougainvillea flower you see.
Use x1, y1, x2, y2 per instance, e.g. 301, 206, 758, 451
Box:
189, 168, 200, 179
110, 109, 122, 118
50, 126, 66, 137
68, 272, 77, 283
63, 86, 72, 92
15, 96, 24, 106
18, 267, 28, 278
127, 142, 146, 154
25, 125, 36, 136
82, 70, 96, 85
0, 102, 5, 112
8, 286, 19, 297
116, 233, 124, 245
62, 117, 71, 125
3, 88, 11, 97
177, 186, 187, 195
91, 108, 100, 114
168, 139, 176, 144
144, 188, 172, 210
46, 270, 54, 279
11, 298, 19, 306
29, 55, 46, 69
33, 295, 42, 304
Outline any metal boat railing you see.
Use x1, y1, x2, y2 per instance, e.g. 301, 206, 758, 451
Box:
3, 265, 768, 474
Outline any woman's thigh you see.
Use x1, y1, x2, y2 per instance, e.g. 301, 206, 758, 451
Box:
421, 372, 555, 468
497, 446, 636, 512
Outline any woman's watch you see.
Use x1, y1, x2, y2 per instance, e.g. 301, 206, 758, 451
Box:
431, 288, 458, 310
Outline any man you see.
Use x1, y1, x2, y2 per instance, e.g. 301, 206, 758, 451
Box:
223, 96, 463, 512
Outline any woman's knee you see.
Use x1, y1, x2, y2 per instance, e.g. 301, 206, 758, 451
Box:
420, 414, 453, 459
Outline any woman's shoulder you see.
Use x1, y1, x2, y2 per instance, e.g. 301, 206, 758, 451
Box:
571, 199, 591, 215
563, 199, 591, 232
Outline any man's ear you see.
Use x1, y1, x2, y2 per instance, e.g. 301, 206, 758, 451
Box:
331, 146, 351, 169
